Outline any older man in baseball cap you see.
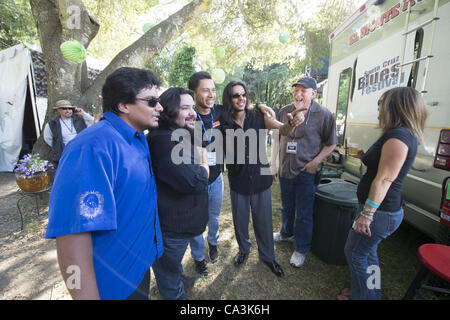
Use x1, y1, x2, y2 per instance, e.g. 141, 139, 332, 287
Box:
43, 99, 95, 165
272, 76, 337, 267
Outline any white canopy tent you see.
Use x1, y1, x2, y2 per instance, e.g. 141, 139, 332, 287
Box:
0, 44, 43, 172
0, 44, 103, 172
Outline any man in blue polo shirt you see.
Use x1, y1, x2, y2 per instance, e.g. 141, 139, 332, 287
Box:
45, 67, 164, 300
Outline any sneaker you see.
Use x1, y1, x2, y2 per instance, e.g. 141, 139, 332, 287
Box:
273, 232, 294, 242
208, 242, 218, 263
290, 251, 306, 267
194, 259, 209, 277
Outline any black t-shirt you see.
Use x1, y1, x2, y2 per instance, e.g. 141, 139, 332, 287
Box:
357, 127, 418, 212
223, 109, 272, 195
196, 104, 223, 184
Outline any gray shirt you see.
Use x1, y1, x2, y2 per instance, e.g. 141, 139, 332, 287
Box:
277, 101, 337, 179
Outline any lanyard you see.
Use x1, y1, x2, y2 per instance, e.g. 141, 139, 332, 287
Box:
60, 118, 73, 133
196, 110, 214, 144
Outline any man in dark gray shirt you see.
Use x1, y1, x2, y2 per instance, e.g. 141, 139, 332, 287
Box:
272, 77, 337, 267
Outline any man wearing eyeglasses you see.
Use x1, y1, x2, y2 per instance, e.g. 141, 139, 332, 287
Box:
46, 67, 164, 300
43, 99, 95, 165
272, 77, 337, 268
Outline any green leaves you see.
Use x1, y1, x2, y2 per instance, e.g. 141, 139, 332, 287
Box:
82, 0, 159, 61
168, 45, 196, 87
242, 62, 296, 109
0, 0, 37, 49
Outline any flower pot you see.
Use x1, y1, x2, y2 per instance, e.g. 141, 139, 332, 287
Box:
15, 172, 49, 193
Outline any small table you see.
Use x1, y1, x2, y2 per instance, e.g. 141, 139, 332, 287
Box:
16, 188, 50, 230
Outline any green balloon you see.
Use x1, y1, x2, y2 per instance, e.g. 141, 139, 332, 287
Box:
215, 47, 225, 59
143, 23, 155, 33
60, 40, 87, 63
279, 31, 290, 44
212, 68, 226, 84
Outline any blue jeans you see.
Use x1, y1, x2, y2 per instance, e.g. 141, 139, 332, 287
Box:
344, 206, 404, 300
190, 174, 223, 261
279, 171, 317, 254
152, 232, 191, 300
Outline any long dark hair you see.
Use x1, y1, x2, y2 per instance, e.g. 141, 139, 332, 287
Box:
158, 87, 194, 129
221, 81, 252, 129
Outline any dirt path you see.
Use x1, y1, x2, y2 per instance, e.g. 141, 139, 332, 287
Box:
0, 172, 69, 300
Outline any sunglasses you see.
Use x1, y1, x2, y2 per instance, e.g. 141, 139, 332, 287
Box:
232, 92, 247, 99
136, 97, 160, 108
60, 107, 74, 110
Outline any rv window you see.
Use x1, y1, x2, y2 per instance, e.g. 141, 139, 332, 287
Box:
336, 68, 352, 145
350, 58, 357, 102
408, 28, 424, 89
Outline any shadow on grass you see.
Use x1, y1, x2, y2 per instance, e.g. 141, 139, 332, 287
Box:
150, 174, 438, 300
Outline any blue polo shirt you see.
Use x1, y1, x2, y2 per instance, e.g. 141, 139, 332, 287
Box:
46, 111, 163, 300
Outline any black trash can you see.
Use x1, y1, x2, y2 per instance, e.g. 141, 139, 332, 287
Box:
312, 178, 359, 265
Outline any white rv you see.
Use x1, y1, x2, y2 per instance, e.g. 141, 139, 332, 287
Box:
324, 0, 450, 238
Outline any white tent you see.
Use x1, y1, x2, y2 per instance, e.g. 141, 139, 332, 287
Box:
0, 44, 43, 172
0, 44, 103, 172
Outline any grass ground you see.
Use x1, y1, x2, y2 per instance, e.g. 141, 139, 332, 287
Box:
149, 172, 438, 300
0, 171, 442, 301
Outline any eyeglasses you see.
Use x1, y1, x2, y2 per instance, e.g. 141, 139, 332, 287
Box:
60, 107, 74, 110
136, 97, 160, 108
232, 92, 247, 99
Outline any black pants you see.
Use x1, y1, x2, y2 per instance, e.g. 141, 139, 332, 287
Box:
126, 269, 151, 300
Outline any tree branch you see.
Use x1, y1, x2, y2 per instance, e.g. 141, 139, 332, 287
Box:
80, 0, 212, 112
236, 0, 257, 32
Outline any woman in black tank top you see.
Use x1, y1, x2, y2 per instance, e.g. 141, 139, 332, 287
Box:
338, 87, 428, 300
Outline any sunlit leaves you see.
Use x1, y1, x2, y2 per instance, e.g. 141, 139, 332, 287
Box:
0, 0, 37, 49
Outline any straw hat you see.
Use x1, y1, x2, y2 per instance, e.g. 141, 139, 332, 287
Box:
54, 100, 76, 110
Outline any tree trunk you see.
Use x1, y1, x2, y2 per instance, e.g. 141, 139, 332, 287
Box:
30, 0, 211, 158
80, 0, 211, 112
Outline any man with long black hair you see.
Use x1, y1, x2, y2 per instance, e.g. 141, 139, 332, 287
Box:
220, 80, 304, 278
148, 87, 209, 300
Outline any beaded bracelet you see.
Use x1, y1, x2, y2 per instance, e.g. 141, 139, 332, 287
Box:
363, 206, 376, 214
365, 199, 380, 209
360, 213, 374, 222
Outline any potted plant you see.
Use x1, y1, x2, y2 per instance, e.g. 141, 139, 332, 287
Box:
14, 154, 54, 192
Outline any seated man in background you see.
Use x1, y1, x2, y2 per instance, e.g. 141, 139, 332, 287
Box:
43, 99, 94, 165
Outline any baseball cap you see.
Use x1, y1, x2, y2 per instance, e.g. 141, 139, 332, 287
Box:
291, 77, 317, 90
